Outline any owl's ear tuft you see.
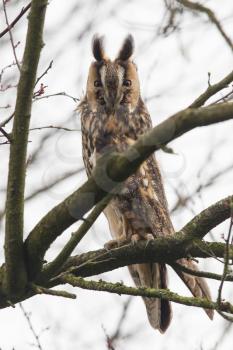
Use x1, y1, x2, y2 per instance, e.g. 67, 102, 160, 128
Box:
117, 34, 134, 61
92, 34, 105, 61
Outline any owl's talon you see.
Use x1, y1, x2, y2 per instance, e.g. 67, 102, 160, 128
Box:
104, 239, 119, 250
131, 233, 141, 244
104, 237, 128, 250
146, 233, 154, 241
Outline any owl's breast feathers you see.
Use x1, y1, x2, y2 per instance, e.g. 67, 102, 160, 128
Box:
80, 97, 173, 239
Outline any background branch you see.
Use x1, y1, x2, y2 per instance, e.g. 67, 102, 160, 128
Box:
177, 0, 233, 52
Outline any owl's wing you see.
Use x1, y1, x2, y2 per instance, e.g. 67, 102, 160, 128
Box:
104, 199, 172, 333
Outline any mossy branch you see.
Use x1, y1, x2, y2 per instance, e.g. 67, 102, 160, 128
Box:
40, 195, 231, 280
25, 101, 233, 279
60, 274, 233, 316
42, 193, 114, 281
4, 0, 48, 296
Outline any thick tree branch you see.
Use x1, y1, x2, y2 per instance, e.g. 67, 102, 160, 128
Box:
51, 241, 232, 281
25, 102, 233, 279
4, 0, 48, 296
35, 195, 233, 283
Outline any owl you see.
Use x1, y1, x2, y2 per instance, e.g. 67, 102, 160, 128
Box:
79, 35, 213, 333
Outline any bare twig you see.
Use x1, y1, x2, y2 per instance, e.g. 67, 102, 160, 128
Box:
42, 193, 114, 280
0, 2, 31, 39
109, 298, 132, 345
171, 161, 233, 214
2, 0, 21, 71
190, 69, 233, 108
29, 125, 79, 132
34, 60, 53, 87
0, 62, 17, 85
177, 0, 233, 52
19, 303, 43, 350
171, 262, 233, 282
0, 126, 12, 143
25, 168, 82, 201
30, 284, 76, 299
33, 91, 80, 103
217, 214, 233, 321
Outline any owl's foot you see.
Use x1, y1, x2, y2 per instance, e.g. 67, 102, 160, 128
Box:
145, 233, 154, 241
104, 236, 128, 250
131, 233, 141, 244
131, 232, 154, 246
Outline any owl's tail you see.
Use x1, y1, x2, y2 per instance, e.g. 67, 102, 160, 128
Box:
172, 259, 214, 320
128, 263, 172, 333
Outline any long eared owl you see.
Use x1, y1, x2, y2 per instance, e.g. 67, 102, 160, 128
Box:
79, 35, 213, 332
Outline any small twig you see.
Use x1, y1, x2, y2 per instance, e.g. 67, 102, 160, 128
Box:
33, 91, 80, 103
42, 193, 114, 280
210, 88, 233, 106
35, 60, 53, 87
177, 0, 233, 53
213, 321, 233, 350
2, 0, 21, 71
29, 125, 79, 132
33, 83, 47, 97
110, 298, 132, 344
217, 212, 233, 321
25, 168, 82, 201
0, 62, 17, 84
0, 104, 11, 109
190, 69, 233, 108
30, 284, 76, 299
102, 325, 116, 350
171, 262, 233, 281
0, 2, 31, 39
0, 126, 12, 143
19, 303, 43, 350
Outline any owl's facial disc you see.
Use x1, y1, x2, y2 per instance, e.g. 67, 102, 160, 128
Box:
98, 63, 125, 111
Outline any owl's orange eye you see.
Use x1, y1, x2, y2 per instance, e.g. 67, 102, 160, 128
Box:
94, 80, 102, 87
123, 79, 131, 87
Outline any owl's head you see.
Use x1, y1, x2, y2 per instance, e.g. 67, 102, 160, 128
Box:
86, 34, 140, 113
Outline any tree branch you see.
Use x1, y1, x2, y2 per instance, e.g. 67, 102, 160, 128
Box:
60, 274, 233, 315
171, 262, 233, 282
190, 69, 233, 108
0, 2, 31, 39
177, 0, 233, 52
2, 0, 21, 71
4, 0, 48, 296
25, 101, 233, 279
42, 193, 114, 281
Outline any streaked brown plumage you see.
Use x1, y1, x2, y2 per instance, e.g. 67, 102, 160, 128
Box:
79, 34, 214, 332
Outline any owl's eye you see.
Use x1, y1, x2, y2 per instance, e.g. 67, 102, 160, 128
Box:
94, 80, 102, 87
123, 79, 131, 87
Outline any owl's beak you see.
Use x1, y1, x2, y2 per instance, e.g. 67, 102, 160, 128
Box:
105, 80, 121, 111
